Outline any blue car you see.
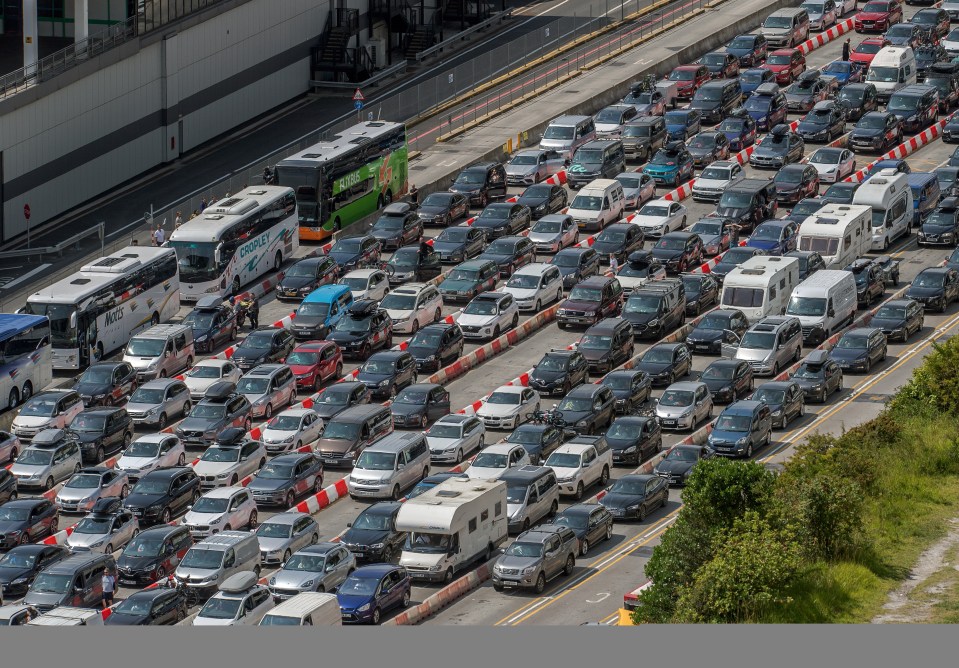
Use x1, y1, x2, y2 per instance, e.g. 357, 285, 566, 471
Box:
182, 296, 238, 354
718, 111, 758, 151
821, 60, 863, 87
745, 219, 800, 256
705, 400, 773, 458
743, 84, 788, 131
863, 159, 911, 180
337, 564, 412, 624
643, 142, 696, 187
739, 68, 775, 96
664, 109, 702, 142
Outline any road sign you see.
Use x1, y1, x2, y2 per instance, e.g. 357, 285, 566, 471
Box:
23, 204, 30, 220
353, 88, 365, 101
354, 100, 364, 110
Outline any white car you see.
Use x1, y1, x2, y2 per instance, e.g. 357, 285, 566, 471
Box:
182, 486, 258, 540
115, 433, 186, 482
631, 199, 687, 238
259, 407, 325, 455
341, 268, 390, 302
193, 439, 268, 488
183, 360, 243, 402
691, 161, 746, 202
425, 414, 486, 464
66, 506, 139, 553
193, 576, 274, 626
476, 385, 541, 430
55, 467, 130, 514
465, 443, 531, 480
945, 26, 959, 55
381, 282, 444, 334
503, 263, 565, 312
10, 390, 84, 442
836, 0, 856, 16
808, 147, 856, 183
544, 441, 613, 500
456, 292, 520, 341
655, 381, 713, 431
527, 214, 579, 254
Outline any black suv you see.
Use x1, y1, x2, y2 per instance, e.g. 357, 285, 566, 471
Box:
680, 273, 719, 316
576, 318, 635, 374
919, 196, 959, 247
605, 416, 662, 466
407, 323, 465, 373
370, 202, 424, 250
326, 299, 393, 360
528, 349, 590, 397
635, 342, 692, 387
449, 161, 508, 207
844, 258, 886, 308
906, 266, 959, 312
232, 327, 296, 372
699, 358, 754, 404
356, 350, 418, 400
600, 369, 652, 414
340, 501, 406, 563
651, 232, 704, 274
0, 544, 70, 598
68, 407, 134, 464
552, 247, 601, 289
115, 525, 194, 586
123, 466, 201, 526
328, 235, 382, 276
557, 275, 624, 328
274, 256, 339, 301
554, 384, 616, 435
715, 179, 779, 231
888, 84, 940, 135
749, 124, 805, 169
472, 204, 533, 240
790, 349, 843, 402
72, 361, 138, 408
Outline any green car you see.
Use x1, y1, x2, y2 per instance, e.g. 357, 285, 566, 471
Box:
437, 259, 500, 303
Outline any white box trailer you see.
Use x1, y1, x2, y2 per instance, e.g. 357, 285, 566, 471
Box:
797, 203, 871, 269
396, 476, 508, 584
719, 255, 801, 324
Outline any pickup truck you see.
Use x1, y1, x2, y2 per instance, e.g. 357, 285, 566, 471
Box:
544, 434, 614, 500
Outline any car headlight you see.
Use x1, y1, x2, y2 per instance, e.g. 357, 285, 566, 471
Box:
146, 406, 160, 416
11, 576, 29, 585
147, 504, 163, 513
203, 573, 220, 584
357, 603, 372, 612
522, 566, 538, 575
429, 564, 443, 572
370, 543, 385, 550
253, 397, 267, 406
217, 472, 230, 479
93, 393, 106, 401
811, 384, 823, 391
147, 360, 159, 370
6, 530, 21, 538
737, 438, 748, 446
425, 355, 437, 362
623, 446, 637, 453
281, 434, 295, 443
583, 310, 596, 317
772, 410, 782, 417
648, 319, 660, 327
378, 379, 391, 387
91, 538, 106, 547
301, 579, 315, 589
627, 504, 641, 511
576, 420, 588, 428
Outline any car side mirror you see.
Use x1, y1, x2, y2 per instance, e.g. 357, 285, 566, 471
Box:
346, 522, 352, 528
186, 505, 192, 511
827, 308, 835, 318
74, 586, 84, 594
326, 564, 336, 572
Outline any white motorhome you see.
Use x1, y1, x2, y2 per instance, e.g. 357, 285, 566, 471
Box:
395, 476, 508, 585
853, 169, 913, 251
719, 255, 801, 324
785, 270, 858, 345
26, 607, 104, 626
797, 203, 871, 268
258, 592, 341, 626
866, 46, 917, 101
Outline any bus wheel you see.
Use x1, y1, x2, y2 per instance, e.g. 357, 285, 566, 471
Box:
151, 312, 160, 327
384, 190, 393, 206
274, 251, 282, 272
7, 388, 18, 410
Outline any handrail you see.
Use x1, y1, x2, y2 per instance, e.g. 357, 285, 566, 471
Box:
312, 59, 409, 89
0, 222, 104, 260
415, 9, 512, 62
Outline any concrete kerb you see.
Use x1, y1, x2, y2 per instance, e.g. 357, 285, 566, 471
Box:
384, 554, 500, 626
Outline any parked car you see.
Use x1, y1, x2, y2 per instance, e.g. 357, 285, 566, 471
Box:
700, 358, 754, 404
605, 416, 662, 466
635, 343, 692, 386
432, 225, 488, 265
425, 415, 486, 465
600, 370, 652, 414
0, 499, 59, 549
544, 504, 614, 557
192, 429, 268, 489
55, 466, 130, 514
124, 379, 191, 430
267, 542, 355, 600
870, 298, 925, 342
327, 235, 382, 276
655, 381, 713, 431
390, 383, 451, 429
830, 327, 888, 373
491, 525, 577, 593
253, 512, 321, 565
274, 256, 339, 301
326, 299, 394, 360
114, 433, 186, 482
231, 327, 295, 373
285, 341, 343, 393
381, 282, 444, 334
183, 360, 243, 401
355, 350, 418, 400
337, 565, 411, 625
72, 362, 138, 408
415, 192, 470, 226
790, 349, 844, 401
750, 380, 806, 428
472, 203, 532, 240
598, 474, 669, 521
653, 444, 710, 486
260, 408, 325, 455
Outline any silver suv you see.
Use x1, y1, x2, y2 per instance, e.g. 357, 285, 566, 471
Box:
724, 316, 803, 377
491, 524, 578, 594
125, 379, 192, 430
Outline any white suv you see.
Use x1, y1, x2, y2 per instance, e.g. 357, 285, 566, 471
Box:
381, 282, 444, 334
691, 160, 745, 202
183, 486, 259, 539
503, 263, 565, 312
456, 292, 520, 341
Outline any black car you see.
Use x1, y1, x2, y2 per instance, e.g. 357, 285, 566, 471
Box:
384, 245, 443, 285
0, 469, 15, 505
517, 184, 569, 219
709, 246, 766, 283
551, 247, 601, 289
543, 504, 614, 557
600, 369, 652, 414
182, 297, 239, 354
919, 196, 959, 247
501, 424, 569, 465
72, 361, 138, 407
651, 232, 704, 275
341, 501, 406, 562
943, 110, 959, 144
726, 33, 767, 68
653, 444, 709, 486
592, 224, 645, 266
837, 82, 878, 122
274, 256, 339, 301
750, 380, 805, 429
790, 349, 844, 402
848, 111, 902, 153
477, 235, 537, 278
554, 385, 615, 435
784, 197, 826, 225
599, 474, 669, 520
844, 258, 886, 308
449, 162, 508, 207
371, 203, 424, 251
246, 452, 324, 508
773, 164, 820, 205
830, 327, 888, 373
0, 544, 68, 600
326, 299, 393, 360
104, 587, 189, 626
905, 267, 959, 313
635, 342, 692, 386
821, 181, 861, 205
938, 166, 959, 198
915, 44, 950, 81
472, 203, 532, 239
431, 225, 487, 264
700, 359, 754, 404
390, 383, 451, 429
605, 416, 662, 466
116, 524, 194, 586
356, 350, 418, 400
680, 272, 719, 316
231, 327, 296, 372
0, 499, 59, 549
528, 349, 590, 397
685, 308, 750, 354
122, 467, 201, 526
327, 235, 382, 275
870, 298, 925, 342
796, 101, 847, 143
686, 131, 732, 168
312, 381, 371, 420
784, 250, 826, 280
950, 146, 959, 168
68, 407, 133, 464
416, 192, 470, 227
407, 323, 465, 373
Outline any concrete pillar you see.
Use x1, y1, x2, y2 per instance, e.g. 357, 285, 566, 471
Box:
23, 0, 38, 74
74, 0, 89, 43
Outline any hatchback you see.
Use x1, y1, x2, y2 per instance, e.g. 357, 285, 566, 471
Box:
337, 564, 411, 625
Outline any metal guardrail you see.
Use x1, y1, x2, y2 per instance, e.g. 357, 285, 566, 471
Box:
0, 222, 104, 260
416, 9, 513, 62
313, 59, 410, 89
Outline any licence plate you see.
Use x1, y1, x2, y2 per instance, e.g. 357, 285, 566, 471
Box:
662, 420, 676, 426
119, 577, 137, 585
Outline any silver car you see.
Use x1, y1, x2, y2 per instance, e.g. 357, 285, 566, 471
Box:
655, 381, 713, 432
425, 414, 486, 464
614, 172, 656, 210
66, 505, 139, 553
505, 149, 567, 187
254, 512, 321, 565
124, 379, 192, 430
10, 429, 82, 491
267, 542, 356, 601
236, 364, 297, 420
490, 525, 578, 593
55, 467, 131, 514
0, 431, 21, 464
527, 214, 579, 254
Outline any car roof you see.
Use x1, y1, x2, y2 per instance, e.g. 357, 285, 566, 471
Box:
194, 359, 235, 368
262, 511, 312, 526
706, 358, 744, 368
392, 282, 432, 295
200, 485, 247, 499
842, 327, 882, 337
368, 350, 409, 362
491, 385, 526, 395
133, 524, 189, 540
76, 407, 124, 417
433, 414, 472, 425
481, 442, 523, 454
2, 498, 48, 509
619, 473, 656, 482
262, 452, 314, 466
352, 563, 402, 578
361, 501, 403, 516
756, 380, 797, 390
722, 400, 764, 414
566, 384, 604, 397
244, 364, 287, 376
138, 378, 183, 390
665, 381, 705, 392
141, 467, 191, 481
650, 342, 685, 351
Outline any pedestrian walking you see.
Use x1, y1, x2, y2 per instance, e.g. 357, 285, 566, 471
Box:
247, 295, 260, 329
842, 38, 851, 62
175, 211, 183, 229
609, 254, 619, 274
101, 567, 116, 609
409, 184, 419, 205
200, 198, 208, 213
131, 238, 139, 246
152, 222, 165, 247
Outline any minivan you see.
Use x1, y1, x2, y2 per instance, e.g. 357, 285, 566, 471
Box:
500, 465, 560, 534
761, 7, 810, 48
315, 404, 393, 467
706, 400, 773, 458
123, 324, 194, 383
346, 431, 431, 501
567, 140, 627, 189
577, 317, 635, 373
867, 46, 917, 101
621, 116, 668, 162
691, 79, 744, 124
292, 284, 353, 341
539, 115, 597, 160
621, 278, 686, 340
888, 84, 940, 134
724, 315, 803, 376
24, 552, 116, 612
566, 179, 626, 232
907, 172, 942, 227
174, 530, 261, 599
785, 269, 858, 345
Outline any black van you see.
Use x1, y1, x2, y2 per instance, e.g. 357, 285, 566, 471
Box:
690, 79, 743, 124
23, 552, 116, 612
621, 278, 686, 340
888, 85, 940, 134
567, 140, 627, 188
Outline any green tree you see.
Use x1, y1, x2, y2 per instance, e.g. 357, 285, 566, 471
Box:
773, 467, 863, 561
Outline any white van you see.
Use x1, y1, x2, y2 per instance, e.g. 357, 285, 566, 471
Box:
784, 270, 858, 345
123, 323, 195, 384
853, 169, 913, 251
566, 179, 625, 232
867, 46, 917, 101
258, 592, 342, 626
175, 530, 262, 598
395, 476, 508, 584
797, 203, 871, 269
719, 255, 801, 324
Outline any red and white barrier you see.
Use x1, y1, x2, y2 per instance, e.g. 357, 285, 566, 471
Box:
846, 117, 947, 183
797, 18, 855, 56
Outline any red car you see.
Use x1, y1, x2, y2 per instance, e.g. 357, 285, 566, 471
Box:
763, 48, 807, 85
286, 341, 343, 391
854, 0, 903, 33
667, 64, 711, 99
850, 37, 891, 68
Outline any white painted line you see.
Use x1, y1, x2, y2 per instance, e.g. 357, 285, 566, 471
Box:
0, 263, 51, 291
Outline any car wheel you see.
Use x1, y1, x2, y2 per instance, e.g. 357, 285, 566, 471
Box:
456, 448, 464, 463
563, 554, 575, 576
494, 583, 504, 592
96, 446, 105, 464
391, 485, 401, 501
600, 466, 610, 487
522, 518, 531, 532
231, 474, 239, 485
411, 319, 419, 335
264, 404, 273, 420
574, 482, 584, 500
534, 572, 547, 594
745, 442, 753, 459
581, 538, 590, 556
638, 504, 648, 521
371, 607, 381, 625
550, 499, 559, 517
244, 418, 252, 431
161, 508, 172, 524
534, 299, 542, 312
44, 476, 54, 491
605, 522, 613, 541
121, 484, 130, 499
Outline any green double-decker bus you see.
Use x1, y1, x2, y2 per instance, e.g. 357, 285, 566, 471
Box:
276, 121, 409, 242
